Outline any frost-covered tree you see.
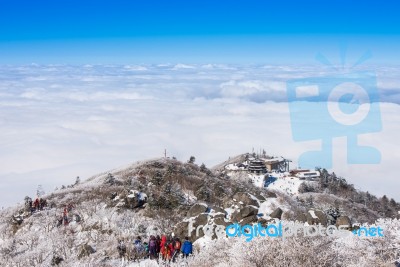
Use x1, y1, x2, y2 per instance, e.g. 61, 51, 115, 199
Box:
36, 185, 45, 197
188, 156, 196, 164
326, 206, 341, 225
105, 173, 115, 185
306, 195, 314, 207
390, 198, 398, 208
74, 176, 80, 185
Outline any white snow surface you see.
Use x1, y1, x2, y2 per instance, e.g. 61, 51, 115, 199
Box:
257, 198, 281, 219
266, 176, 304, 195
249, 173, 266, 187
309, 210, 318, 219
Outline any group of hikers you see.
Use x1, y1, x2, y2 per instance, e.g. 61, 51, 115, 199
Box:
56, 203, 75, 226
25, 195, 75, 227
117, 234, 193, 262
24, 196, 47, 213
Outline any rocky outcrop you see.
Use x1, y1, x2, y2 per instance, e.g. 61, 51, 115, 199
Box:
336, 216, 351, 228
295, 213, 307, 223
231, 205, 259, 225
264, 191, 277, 198
175, 199, 261, 242
314, 210, 328, 225
214, 216, 230, 226
233, 192, 259, 207
306, 209, 328, 226
174, 221, 190, 239
193, 213, 209, 227
211, 206, 226, 215
258, 218, 268, 227
176, 213, 211, 241
51, 256, 64, 266
11, 215, 23, 225
78, 244, 95, 259
187, 203, 208, 217
124, 190, 147, 209
270, 207, 283, 220
240, 206, 258, 218
239, 215, 258, 225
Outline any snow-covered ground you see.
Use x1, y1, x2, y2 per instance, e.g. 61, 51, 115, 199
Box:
224, 163, 247, 171
2, 157, 399, 267
227, 167, 304, 196
266, 176, 304, 195
258, 198, 281, 220
249, 173, 265, 187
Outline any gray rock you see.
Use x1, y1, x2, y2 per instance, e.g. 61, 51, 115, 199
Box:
231, 211, 242, 222
211, 206, 226, 214
194, 213, 209, 227
187, 203, 208, 217
254, 193, 267, 202
264, 191, 277, 198
174, 221, 189, 239
51, 256, 64, 266
240, 206, 258, 218
182, 215, 213, 242
257, 218, 268, 227
306, 209, 328, 226
124, 192, 146, 209
233, 192, 259, 207
295, 213, 307, 223
336, 216, 351, 229
270, 208, 283, 220
240, 215, 258, 225
214, 216, 230, 227
213, 213, 226, 220
78, 244, 95, 259
314, 210, 328, 226
222, 197, 233, 209
326, 214, 335, 225
12, 215, 23, 225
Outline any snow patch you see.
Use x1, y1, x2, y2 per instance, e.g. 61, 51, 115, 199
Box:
249, 173, 266, 187
258, 198, 279, 219
193, 235, 214, 249
267, 176, 303, 195
309, 210, 318, 219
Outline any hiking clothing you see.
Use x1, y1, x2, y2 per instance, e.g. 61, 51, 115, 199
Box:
181, 240, 193, 255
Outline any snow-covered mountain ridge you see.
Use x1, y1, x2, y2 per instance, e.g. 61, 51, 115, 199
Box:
0, 154, 399, 266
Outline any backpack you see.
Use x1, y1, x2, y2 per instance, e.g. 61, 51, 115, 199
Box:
117, 242, 126, 252
135, 242, 143, 252
162, 245, 170, 256
174, 240, 181, 250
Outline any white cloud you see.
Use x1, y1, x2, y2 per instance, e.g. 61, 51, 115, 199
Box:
0, 64, 399, 206
172, 63, 196, 70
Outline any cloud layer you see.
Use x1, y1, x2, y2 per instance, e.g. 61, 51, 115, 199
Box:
0, 64, 399, 206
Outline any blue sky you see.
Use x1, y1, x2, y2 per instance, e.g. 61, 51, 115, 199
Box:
0, 0, 399, 64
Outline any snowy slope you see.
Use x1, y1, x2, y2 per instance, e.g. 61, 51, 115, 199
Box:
1, 156, 399, 267
266, 176, 304, 196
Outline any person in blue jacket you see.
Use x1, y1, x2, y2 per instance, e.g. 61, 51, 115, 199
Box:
181, 236, 193, 257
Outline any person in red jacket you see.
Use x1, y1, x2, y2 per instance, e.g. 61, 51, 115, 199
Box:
160, 242, 172, 261
33, 198, 40, 211
62, 206, 69, 225
172, 238, 181, 262
160, 235, 167, 249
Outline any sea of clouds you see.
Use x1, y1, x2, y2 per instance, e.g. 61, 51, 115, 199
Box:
0, 63, 399, 207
